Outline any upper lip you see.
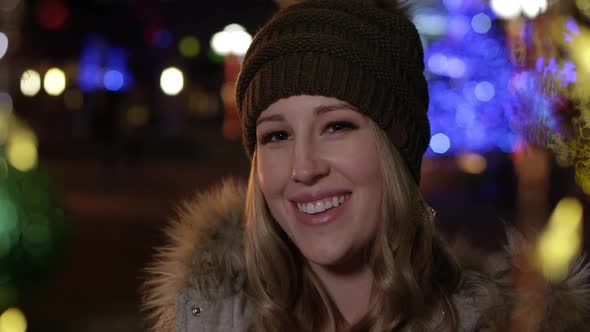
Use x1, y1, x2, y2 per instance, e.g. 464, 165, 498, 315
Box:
289, 189, 351, 204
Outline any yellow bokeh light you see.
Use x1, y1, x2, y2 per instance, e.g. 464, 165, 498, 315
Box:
43, 68, 66, 96
535, 197, 583, 282
7, 130, 38, 172
20, 70, 41, 97
456, 153, 487, 174
160, 67, 184, 96
0, 307, 27, 332
179, 36, 200, 58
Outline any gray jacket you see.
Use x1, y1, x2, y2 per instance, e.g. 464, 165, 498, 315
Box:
142, 180, 590, 331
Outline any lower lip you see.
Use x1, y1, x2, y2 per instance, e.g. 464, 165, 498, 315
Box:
292, 196, 350, 226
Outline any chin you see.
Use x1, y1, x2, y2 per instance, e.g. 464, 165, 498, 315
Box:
300, 244, 356, 269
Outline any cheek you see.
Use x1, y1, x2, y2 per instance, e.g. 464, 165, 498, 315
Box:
257, 149, 291, 198
325, 137, 382, 185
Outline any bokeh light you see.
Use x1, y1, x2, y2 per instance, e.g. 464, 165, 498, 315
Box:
43, 68, 66, 96
103, 70, 124, 91
535, 198, 583, 282
447, 57, 466, 78
430, 133, 451, 154
521, 0, 548, 18
490, 0, 521, 19
0, 32, 7, 60
413, 12, 447, 36
211, 24, 252, 56
471, 13, 491, 34
490, 0, 548, 19
160, 67, 184, 96
179, 36, 200, 57
0, 307, 27, 332
474, 81, 495, 101
36, 0, 69, 30
457, 153, 487, 174
20, 70, 41, 97
7, 130, 38, 172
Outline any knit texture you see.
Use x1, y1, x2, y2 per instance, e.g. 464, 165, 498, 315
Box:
236, 0, 430, 183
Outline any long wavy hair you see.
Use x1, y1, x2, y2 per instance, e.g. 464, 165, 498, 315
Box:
244, 120, 461, 331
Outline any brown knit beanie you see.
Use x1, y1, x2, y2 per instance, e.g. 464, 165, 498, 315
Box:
236, 0, 430, 183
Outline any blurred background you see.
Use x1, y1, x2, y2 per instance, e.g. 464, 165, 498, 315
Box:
1, 0, 590, 330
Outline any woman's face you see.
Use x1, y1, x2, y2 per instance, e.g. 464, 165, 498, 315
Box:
256, 95, 383, 270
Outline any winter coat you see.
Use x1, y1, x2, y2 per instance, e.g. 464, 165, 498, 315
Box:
141, 179, 590, 331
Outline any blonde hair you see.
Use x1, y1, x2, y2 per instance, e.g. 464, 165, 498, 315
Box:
244, 121, 460, 331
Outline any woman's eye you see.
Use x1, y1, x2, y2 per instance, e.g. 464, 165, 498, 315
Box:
324, 121, 358, 133
259, 131, 289, 145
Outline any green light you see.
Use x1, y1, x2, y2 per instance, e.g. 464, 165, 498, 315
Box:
179, 36, 201, 58
0, 199, 18, 257
0, 159, 7, 184
22, 221, 51, 258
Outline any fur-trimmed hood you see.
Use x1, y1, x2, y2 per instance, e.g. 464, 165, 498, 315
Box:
141, 179, 590, 331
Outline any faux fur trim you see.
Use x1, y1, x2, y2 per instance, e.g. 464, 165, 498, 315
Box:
141, 179, 246, 331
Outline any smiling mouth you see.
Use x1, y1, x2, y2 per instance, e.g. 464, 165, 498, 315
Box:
295, 194, 352, 215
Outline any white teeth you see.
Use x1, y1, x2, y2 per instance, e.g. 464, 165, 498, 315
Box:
332, 197, 339, 207
296, 194, 349, 215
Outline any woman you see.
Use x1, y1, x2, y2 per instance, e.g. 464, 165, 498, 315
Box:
142, 1, 590, 331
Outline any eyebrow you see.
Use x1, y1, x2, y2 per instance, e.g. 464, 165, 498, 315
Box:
256, 102, 357, 126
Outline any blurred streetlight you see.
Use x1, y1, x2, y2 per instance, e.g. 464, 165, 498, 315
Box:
210, 24, 252, 57
490, 0, 548, 19
20, 70, 41, 97
43, 68, 66, 96
0, 32, 8, 60
160, 67, 184, 96
0, 307, 27, 332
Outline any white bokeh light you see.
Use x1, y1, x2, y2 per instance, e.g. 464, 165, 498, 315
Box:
471, 13, 491, 34
0, 32, 8, 60
491, 0, 523, 19
522, 0, 548, 18
430, 133, 451, 154
491, 0, 549, 19
20, 70, 41, 97
160, 67, 184, 96
43, 68, 66, 96
210, 24, 253, 56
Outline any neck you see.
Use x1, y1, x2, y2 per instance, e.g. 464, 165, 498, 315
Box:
310, 256, 374, 329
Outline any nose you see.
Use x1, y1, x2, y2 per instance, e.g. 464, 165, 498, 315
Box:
290, 137, 329, 184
